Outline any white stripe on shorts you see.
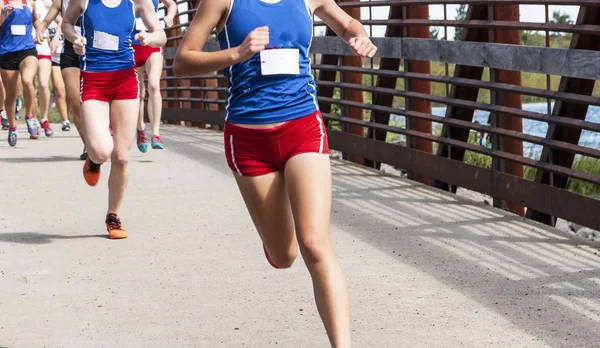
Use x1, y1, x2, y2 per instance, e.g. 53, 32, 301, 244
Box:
315, 112, 325, 153
229, 134, 242, 175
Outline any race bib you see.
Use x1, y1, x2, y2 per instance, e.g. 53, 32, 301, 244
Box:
135, 17, 148, 31
92, 30, 119, 51
260, 48, 300, 76
74, 25, 81, 36
11, 25, 26, 36
48, 27, 56, 40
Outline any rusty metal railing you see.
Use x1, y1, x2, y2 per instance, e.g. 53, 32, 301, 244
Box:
152, 0, 600, 231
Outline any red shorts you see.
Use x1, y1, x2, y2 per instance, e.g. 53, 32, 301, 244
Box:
80, 68, 139, 103
38, 55, 52, 61
132, 44, 163, 68
224, 110, 329, 177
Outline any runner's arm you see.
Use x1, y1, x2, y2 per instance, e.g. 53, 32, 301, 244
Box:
38, 0, 60, 33
61, 0, 83, 43
160, 0, 177, 28
172, 0, 239, 77
0, 6, 13, 27
136, 0, 167, 47
50, 16, 63, 53
31, 0, 42, 29
308, 0, 377, 58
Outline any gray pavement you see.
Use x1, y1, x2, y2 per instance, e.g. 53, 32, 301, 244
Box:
1, 124, 599, 348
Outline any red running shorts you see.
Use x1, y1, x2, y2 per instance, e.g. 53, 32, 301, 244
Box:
80, 68, 139, 103
132, 44, 163, 68
224, 110, 329, 177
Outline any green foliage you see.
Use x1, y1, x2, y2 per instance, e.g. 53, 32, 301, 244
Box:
454, 4, 467, 41
520, 30, 572, 48
463, 131, 492, 169
567, 159, 600, 197
551, 10, 574, 25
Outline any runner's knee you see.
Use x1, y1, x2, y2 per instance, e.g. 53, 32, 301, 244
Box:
298, 229, 331, 264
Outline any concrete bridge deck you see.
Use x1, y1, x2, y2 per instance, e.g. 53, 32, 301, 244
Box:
1, 124, 599, 347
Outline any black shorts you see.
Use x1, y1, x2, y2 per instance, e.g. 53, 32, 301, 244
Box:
0, 48, 38, 70
60, 42, 80, 70
52, 60, 60, 67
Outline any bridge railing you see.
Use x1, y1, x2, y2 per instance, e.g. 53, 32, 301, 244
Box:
151, 0, 600, 231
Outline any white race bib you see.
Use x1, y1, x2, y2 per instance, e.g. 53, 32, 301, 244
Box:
11, 25, 26, 36
260, 48, 300, 76
92, 30, 119, 51
74, 25, 81, 36
135, 17, 148, 31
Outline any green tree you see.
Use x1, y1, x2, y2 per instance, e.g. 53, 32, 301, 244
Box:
454, 4, 467, 40
549, 10, 573, 37
430, 27, 440, 40
550, 10, 573, 25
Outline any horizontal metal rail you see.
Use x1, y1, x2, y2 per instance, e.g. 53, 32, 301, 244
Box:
159, 0, 600, 230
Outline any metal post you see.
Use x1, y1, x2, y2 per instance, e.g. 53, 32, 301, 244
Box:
494, 3, 525, 216
341, 0, 365, 164
406, 3, 433, 185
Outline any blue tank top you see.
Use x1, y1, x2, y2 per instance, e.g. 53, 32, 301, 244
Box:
217, 0, 318, 124
80, 0, 135, 72
0, 0, 36, 55
131, 0, 158, 45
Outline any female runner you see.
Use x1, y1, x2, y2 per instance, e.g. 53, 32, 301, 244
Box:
133, 0, 176, 152
1, 0, 40, 146
36, 0, 86, 158
173, 0, 376, 346
62, 0, 165, 238
46, 14, 70, 131
33, 0, 60, 136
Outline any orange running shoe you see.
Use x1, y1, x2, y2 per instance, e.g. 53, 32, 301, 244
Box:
105, 213, 128, 239
83, 157, 102, 186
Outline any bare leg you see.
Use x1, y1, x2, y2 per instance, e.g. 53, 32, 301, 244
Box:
20, 56, 38, 119
285, 153, 351, 348
37, 58, 52, 121
144, 53, 163, 136
1, 69, 21, 128
51, 66, 69, 123
0, 73, 5, 110
108, 99, 139, 214
232, 152, 351, 347
62, 67, 85, 146
81, 100, 112, 163
233, 171, 298, 269
136, 66, 145, 131
0, 73, 6, 129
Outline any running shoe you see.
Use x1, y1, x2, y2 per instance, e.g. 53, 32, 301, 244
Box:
105, 213, 127, 239
137, 128, 148, 153
80, 147, 88, 160
25, 116, 39, 139
62, 121, 71, 131
83, 157, 102, 186
1, 110, 8, 130
40, 119, 54, 137
7, 127, 17, 147
151, 135, 164, 149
